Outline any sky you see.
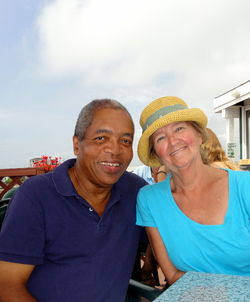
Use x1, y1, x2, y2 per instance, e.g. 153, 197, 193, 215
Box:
0, 0, 250, 169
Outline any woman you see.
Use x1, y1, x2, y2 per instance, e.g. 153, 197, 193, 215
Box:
201, 127, 240, 170
136, 96, 250, 285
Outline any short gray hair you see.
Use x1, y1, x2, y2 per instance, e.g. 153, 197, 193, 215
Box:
74, 98, 134, 141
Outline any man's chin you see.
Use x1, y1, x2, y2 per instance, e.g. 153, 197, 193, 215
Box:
98, 172, 125, 186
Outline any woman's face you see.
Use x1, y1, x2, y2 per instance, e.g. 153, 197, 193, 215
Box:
151, 121, 203, 171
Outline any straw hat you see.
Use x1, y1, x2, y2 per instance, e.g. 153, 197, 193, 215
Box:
138, 96, 208, 167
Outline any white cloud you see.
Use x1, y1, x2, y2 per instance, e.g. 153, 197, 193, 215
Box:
36, 0, 250, 92
1, 0, 249, 168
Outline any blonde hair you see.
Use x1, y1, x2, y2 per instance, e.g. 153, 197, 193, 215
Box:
201, 128, 240, 170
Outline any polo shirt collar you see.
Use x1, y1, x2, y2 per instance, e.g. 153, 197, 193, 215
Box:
52, 158, 122, 207
52, 158, 77, 196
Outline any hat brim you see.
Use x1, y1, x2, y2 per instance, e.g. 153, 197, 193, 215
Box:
137, 108, 207, 167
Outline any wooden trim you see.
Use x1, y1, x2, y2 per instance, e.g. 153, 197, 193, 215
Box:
0, 168, 47, 199
0, 168, 46, 177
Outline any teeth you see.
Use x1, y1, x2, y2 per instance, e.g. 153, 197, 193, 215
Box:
170, 150, 179, 156
170, 147, 185, 156
100, 162, 120, 167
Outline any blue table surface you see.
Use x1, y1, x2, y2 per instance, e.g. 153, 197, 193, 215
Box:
153, 271, 250, 302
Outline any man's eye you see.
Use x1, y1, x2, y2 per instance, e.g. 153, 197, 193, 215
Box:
94, 136, 105, 142
122, 138, 132, 145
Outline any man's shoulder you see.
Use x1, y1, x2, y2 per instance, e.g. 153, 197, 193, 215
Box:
16, 172, 53, 196
20, 159, 74, 190
123, 170, 147, 182
119, 171, 147, 189
19, 160, 75, 197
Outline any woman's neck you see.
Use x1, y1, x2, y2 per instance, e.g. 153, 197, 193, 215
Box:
170, 163, 213, 193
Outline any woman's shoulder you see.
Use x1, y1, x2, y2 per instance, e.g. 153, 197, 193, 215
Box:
139, 176, 170, 195
227, 168, 250, 196
228, 168, 250, 180
211, 161, 241, 170
211, 161, 229, 169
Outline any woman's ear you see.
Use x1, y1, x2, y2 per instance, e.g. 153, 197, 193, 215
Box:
151, 149, 163, 165
197, 131, 204, 146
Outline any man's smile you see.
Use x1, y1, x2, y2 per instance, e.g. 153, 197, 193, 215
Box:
98, 161, 121, 167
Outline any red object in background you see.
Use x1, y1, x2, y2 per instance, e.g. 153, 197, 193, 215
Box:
32, 156, 62, 172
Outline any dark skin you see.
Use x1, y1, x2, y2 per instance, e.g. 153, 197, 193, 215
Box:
69, 107, 134, 216
0, 262, 36, 302
0, 107, 134, 301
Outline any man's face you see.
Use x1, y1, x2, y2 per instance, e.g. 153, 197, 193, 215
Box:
73, 108, 134, 188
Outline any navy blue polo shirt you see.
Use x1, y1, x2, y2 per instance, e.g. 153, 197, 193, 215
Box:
0, 159, 146, 302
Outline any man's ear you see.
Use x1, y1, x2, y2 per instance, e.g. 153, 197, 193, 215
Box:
73, 136, 80, 155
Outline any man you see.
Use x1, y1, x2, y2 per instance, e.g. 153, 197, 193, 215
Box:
0, 99, 146, 302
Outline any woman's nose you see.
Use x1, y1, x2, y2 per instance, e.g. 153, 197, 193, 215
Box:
167, 134, 176, 145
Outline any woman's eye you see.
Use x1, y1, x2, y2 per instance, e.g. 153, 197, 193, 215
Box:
156, 135, 165, 143
176, 126, 184, 132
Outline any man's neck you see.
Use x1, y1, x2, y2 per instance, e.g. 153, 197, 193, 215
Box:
68, 166, 112, 216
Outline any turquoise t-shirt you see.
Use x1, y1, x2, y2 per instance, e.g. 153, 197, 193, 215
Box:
136, 169, 250, 276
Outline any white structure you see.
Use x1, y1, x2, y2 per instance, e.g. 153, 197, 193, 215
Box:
30, 157, 42, 167
213, 80, 250, 161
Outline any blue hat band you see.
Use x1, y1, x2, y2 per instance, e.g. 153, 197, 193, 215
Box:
142, 104, 187, 132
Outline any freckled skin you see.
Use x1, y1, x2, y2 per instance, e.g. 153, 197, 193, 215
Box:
152, 121, 202, 172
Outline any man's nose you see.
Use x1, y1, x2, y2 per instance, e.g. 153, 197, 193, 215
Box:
104, 139, 121, 155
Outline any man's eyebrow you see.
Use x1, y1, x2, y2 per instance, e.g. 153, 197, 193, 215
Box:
95, 129, 133, 138
95, 129, 112, 134
123, 133, 133, 138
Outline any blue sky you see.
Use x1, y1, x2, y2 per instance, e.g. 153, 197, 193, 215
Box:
1, 0, 250, 168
